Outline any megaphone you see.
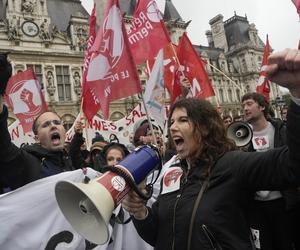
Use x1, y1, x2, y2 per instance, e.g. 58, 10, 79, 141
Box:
55, 145, 160, 245
227, 121, 253, 147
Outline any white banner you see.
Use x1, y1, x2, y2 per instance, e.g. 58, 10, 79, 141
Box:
0, 168, 153, 250
8, 102, 169, 149
65, 102, 150, 149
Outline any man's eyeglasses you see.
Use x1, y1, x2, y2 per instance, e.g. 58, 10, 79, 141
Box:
40, 119, 63, 128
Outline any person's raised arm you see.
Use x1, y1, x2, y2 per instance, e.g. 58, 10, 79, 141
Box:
265, 48, 300, 98
0, 95, 3, 114
69, 121, 88, 169
0, 53, 12, 114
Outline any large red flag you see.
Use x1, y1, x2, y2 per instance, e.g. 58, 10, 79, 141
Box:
256, 35, 271, 102
84, 0, 142, 120
4, 68, 48, 133
292, 0, 300, 16
128, 0, 171, 64
82, 3, 99, 120
176, 32, 215, 99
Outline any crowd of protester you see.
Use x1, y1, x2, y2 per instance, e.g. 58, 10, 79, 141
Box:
1, 48, 300, 250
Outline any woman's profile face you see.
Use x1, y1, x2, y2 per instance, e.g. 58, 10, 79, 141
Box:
169, 107, 198, 162
106, 148, 123, 166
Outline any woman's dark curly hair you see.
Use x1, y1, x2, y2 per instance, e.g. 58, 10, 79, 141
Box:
168, 98, 236, 176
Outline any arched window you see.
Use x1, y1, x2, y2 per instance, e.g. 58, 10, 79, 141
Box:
110, 111, 125, 122
61, 114, 76, 131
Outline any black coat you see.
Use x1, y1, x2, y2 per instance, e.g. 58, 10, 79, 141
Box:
69, 132, 106, 172
133, 101, 300, 250
0, 105, 73, 191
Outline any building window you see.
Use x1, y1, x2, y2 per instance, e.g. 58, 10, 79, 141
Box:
63, 121, 73, 131
228, 89, 233, 102
61, 114, 76, 131
257, 56, 262, 70
236, 89, 241, 102
56, 66, 71, 101
241, 58, 247, 72
219, 89, 224, 103
110, 111, 125, 121
27, 64, 43, 89
246, 85, 251, 93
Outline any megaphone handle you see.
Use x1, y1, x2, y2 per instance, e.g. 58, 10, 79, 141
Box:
102, 166, 153, 200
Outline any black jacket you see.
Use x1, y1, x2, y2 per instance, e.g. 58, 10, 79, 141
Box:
69, 132, 88, 169
69, 132, 106, 172
0, 105, 73, 191
133, 101, 300, 250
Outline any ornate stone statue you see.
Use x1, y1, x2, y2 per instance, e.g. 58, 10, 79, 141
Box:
77, 36, 87, 51
8, 16, 20, 40
39, 19, 51, 40
46, 70, 56, 101
73, 71, 81, 87
22, 0, 36, 14
73, 71, 82, 98
46, 71, 54, 87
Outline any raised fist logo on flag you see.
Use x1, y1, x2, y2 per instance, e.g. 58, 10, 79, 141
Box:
4, 68, 48, 133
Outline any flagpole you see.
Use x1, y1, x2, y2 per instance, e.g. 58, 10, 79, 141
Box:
206, 61, 243, 91
140, 94, 158, 146
80, 97, 90, 149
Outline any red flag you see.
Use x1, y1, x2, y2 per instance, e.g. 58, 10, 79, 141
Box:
256, 35, 271, 101
170, 67, 183, 104
176, 32, 215, 99
292, 0, 300, 16
84, 0, 142, 120
128, 0, 171, 64
82, 3, 99, 119
4, 68, 48, 133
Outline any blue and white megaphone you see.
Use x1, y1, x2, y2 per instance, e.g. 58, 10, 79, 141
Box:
55, 145, 160, 245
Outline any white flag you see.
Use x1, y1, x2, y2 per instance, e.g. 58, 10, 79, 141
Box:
143, 49, 166, 130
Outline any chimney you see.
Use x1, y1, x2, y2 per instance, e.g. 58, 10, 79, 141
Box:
205, 30, 214, 47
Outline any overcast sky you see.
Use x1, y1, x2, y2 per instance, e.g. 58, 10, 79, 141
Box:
81, 0, 300, 51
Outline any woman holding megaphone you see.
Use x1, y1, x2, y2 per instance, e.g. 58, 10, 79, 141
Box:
122, 49, 300, 250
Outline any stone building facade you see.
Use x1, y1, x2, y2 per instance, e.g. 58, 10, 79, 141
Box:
0, 0, 280, 128
0, 0, 91, 128
197, 13, 281, 117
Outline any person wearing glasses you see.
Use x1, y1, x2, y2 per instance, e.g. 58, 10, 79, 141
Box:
0, 93, 74, 193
